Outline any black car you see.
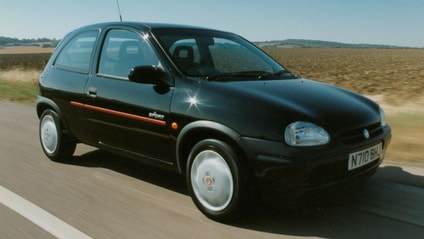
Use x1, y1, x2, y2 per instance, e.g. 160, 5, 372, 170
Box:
37, 22, 391, 221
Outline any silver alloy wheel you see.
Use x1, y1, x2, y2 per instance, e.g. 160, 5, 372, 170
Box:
190, 150, 234, 211
40, 114, 58, 155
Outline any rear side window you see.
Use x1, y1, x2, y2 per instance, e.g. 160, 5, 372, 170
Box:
54, 30, 99, 73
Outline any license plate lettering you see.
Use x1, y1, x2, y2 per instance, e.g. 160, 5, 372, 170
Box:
348, 143, 382, 171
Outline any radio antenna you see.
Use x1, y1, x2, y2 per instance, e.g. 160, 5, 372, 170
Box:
116, 0, 123, 22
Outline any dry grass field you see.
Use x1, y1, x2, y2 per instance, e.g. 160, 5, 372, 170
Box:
265, 48, 424, 104
0, 46, 423, 165
0, 46, 54, 54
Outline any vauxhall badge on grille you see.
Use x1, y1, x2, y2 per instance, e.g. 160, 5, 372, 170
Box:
363, 129, 370, 139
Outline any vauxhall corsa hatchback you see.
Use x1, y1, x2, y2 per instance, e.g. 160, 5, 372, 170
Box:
37, 22, 391, 221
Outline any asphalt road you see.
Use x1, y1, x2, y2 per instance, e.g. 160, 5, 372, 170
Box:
1, 101, 423, 239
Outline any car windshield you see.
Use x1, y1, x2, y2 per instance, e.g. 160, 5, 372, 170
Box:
152, 28, 295, 81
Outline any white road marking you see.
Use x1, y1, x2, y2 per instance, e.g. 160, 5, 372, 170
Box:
0, 185, 92, 239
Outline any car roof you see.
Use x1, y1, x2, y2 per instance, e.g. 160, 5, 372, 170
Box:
74, 21, 217, 33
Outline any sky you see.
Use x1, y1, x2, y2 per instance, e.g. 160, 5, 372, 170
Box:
1, 0, 423, 47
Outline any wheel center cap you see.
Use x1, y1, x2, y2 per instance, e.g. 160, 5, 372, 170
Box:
43, 129, 51, 140
205, 176, 214, 187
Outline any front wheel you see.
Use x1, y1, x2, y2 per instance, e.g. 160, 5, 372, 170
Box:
187, 139, 247, 221
39, 109, 76, 162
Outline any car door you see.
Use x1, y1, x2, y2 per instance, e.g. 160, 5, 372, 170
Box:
85, 28, 174, 164
47, 29, 100, 145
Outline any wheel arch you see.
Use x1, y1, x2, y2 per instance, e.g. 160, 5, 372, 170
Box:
36, 96, 62, 119
176, 120, 245, 174
36, 96, 74, 140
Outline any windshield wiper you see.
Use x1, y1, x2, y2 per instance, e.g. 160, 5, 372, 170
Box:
258, 70, 297, 79
206, 71, 272, 81
206, 70, 296, 81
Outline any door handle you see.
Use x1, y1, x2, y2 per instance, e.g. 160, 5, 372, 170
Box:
87, 87, 97, 98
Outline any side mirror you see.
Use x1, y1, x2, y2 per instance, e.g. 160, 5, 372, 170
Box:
128, 66, 172, 87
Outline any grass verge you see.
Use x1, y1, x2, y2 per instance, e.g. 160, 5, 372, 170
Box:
385, 112, 424, 166
0, 69, 40, 103
0, 80, 38, 103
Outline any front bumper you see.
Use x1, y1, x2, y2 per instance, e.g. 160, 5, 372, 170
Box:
237, 125, 392, 196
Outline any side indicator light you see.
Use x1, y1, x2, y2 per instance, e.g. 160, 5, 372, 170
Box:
172, 122, 178, 130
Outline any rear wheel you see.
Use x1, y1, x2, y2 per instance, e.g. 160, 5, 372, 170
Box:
187, 139, 247, 221
39, 109, 76, 162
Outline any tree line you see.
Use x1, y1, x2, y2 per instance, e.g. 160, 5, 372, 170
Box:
0, 36, 60, 48
256, 39, 411, 49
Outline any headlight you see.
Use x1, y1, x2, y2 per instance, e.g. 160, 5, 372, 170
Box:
284, 121, 330, 147
379, 107, 387, 127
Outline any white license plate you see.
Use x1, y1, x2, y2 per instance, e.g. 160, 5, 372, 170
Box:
348, 143, 382, 171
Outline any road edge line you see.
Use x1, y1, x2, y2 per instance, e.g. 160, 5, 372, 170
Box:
0, 185, 92, 239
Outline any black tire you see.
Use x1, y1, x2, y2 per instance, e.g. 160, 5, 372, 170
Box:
39, 109, 76, 162
187, 139, 247, 221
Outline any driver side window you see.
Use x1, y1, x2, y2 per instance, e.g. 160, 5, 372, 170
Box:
98, 29, 160, 79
